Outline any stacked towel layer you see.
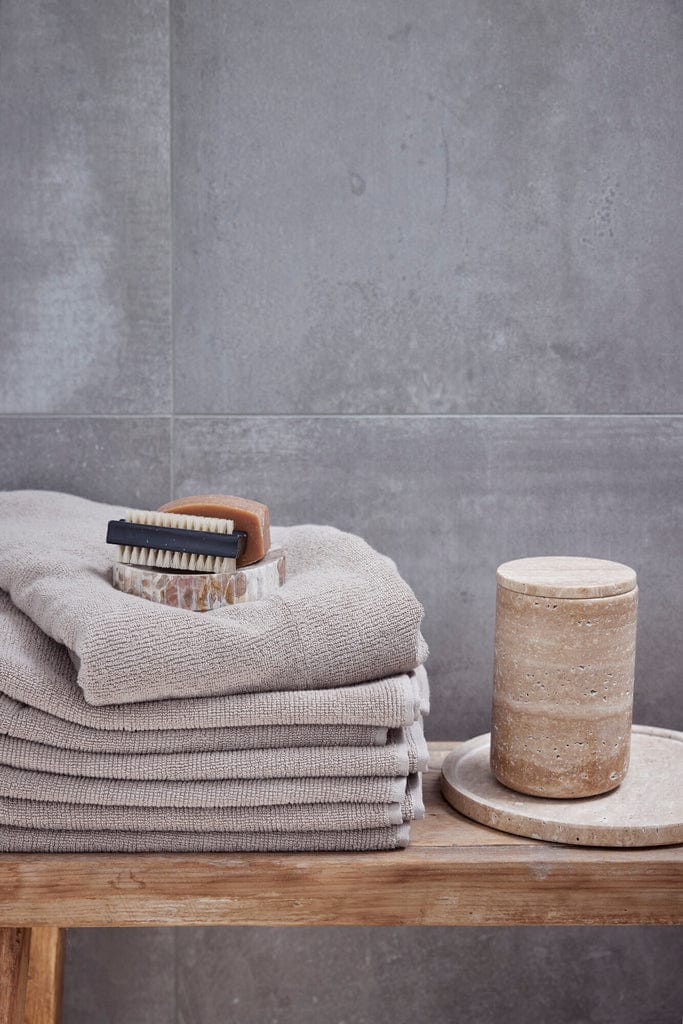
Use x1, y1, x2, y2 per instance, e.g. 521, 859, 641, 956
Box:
0, 492, 429, 852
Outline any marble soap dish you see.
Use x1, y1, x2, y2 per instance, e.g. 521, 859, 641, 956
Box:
112, 545, 286, 611
441, 725, 683, 847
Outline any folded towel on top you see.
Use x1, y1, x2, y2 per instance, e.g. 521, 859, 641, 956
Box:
0, 491, 427, 706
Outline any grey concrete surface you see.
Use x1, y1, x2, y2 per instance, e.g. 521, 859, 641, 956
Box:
63, 925, 683, 1024
172, 0, 682, 414
63, 928, 175, 1024
173, 926, 682, 1024
0, 418, 171, 508
0, 0, 170, 414
0, 0, 681, 1022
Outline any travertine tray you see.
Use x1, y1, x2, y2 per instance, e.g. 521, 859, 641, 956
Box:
441, 725, 683, 847
113, 546, 285, 611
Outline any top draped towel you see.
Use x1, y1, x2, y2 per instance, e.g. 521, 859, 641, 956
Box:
0, 491, 427, 707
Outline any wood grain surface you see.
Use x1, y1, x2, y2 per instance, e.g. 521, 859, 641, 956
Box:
23, 927, 64, 1024
0, 928, 30, 1024
0, 745, 680, 928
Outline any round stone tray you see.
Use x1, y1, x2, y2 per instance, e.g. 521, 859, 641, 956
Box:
441, 725, 683, 847
113, 546, 286, 611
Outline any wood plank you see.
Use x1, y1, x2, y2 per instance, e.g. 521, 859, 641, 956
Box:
0, 743, 680, 928
0, 843, 680, 927
0, 928, 30, 1024
23, 928, 64, 1024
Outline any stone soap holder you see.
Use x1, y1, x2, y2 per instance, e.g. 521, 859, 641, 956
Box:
112, 546, 286, 611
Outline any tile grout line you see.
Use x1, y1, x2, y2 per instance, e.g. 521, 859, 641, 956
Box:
169, 10, 179, 1023
170, 412, 683, 419
0, 413, 680, 420
168, 0, 175, 501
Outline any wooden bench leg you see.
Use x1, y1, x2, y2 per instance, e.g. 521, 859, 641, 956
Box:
0, 928, 31, 1024
24, 928, 64, 1024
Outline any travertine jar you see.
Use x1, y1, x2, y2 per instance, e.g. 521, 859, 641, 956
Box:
491, 556, 638, 798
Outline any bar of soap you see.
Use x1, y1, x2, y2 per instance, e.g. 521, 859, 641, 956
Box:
113, 546, 286, 611
158, 494, 270, 567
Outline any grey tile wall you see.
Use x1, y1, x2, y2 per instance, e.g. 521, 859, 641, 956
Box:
63, 925, 683, 1024
172, 0, 682, 415
63, 928, 175, 1023
173, 926, 682, 1024
0, 417, 171, 508
1, 0, 681, 1022
0, 0, 171, 414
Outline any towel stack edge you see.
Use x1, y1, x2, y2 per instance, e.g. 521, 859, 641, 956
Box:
0, 493, 430, 852
0, 595, 429, 851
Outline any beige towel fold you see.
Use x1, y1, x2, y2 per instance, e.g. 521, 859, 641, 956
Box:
0, 823, 411, 852
0, 776, 424, 832
0, 491, 427, 706
0, 721, 428, 781
0, 763, 415, 808
0, 593, 428, 730
0, 695, 388, 753
402, 772, 425, 821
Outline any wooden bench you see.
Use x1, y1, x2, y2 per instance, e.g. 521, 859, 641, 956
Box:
2, 743, 681, 1022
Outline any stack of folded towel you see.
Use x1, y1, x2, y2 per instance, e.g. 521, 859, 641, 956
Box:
0, 492, 429, 852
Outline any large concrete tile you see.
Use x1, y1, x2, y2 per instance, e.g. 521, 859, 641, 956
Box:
0, 0, 171, 414
175, 926, 682, 1024
174, 415, 682, 737
0, 417, 171, 508
62, 928, 175, 1024
172, 0, 682, 414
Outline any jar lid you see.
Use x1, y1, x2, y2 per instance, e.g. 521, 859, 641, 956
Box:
496, 556, 637, 599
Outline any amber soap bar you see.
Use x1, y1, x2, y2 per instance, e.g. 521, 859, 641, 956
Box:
159, 494, 271, 567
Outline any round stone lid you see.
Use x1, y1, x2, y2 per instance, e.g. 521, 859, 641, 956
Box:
496, 556, 637, 599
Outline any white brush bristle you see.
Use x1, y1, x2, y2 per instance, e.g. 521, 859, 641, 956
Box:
117, 546, 237, 575
116, 508, 236, 574
125, 509, 234, 534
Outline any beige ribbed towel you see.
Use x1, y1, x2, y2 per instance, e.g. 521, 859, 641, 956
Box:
0, 764, 415, 808
0, 592, 428, 731
0, 696, 388, 753
0, 491, 427, 706
0, 775, 424, 833
0, 721, 429, 780
0, 823, 410, 852
0, 797, 404, 832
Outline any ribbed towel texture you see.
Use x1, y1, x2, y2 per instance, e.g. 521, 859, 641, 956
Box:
0, 491, 429, 852
0, 824, 412, 853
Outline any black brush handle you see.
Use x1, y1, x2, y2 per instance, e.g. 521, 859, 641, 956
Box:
106, 520, 247, 559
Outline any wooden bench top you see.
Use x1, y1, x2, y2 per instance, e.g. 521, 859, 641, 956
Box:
0, 743, 680, 928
